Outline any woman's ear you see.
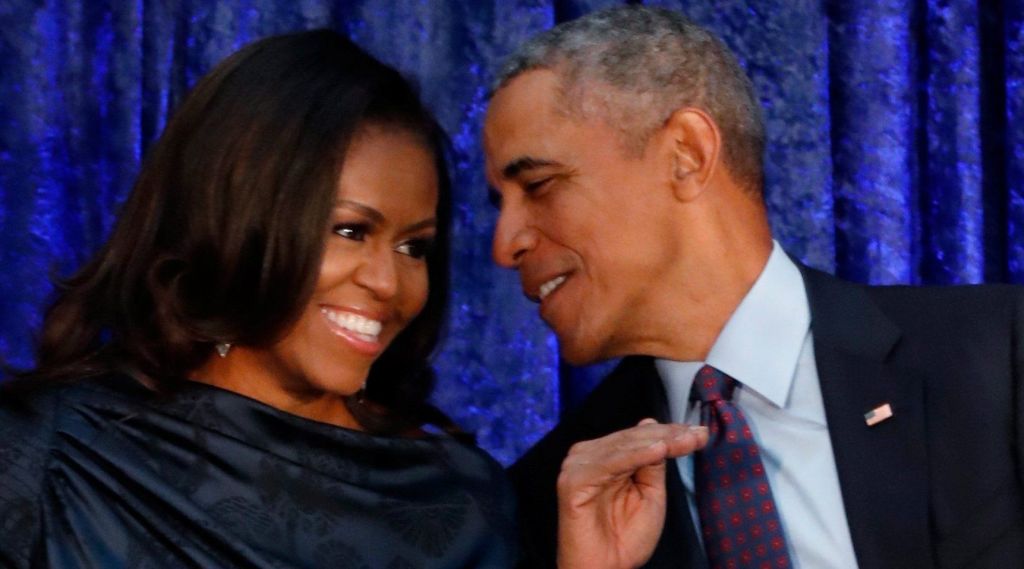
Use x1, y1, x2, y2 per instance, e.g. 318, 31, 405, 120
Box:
664, 107, 721, 202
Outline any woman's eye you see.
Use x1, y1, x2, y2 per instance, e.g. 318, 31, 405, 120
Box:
395, 238, 434, 260
333, 223, 368, 241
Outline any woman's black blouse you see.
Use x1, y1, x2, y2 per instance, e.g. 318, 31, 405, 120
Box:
0, 374, 517, 568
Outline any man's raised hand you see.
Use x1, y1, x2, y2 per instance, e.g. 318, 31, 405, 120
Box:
556, 419, 709, 569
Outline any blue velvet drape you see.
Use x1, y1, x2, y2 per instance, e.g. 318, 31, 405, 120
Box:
1, 0, 1021, 464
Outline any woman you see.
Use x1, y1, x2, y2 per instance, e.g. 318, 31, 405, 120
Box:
0, 30, 517, 567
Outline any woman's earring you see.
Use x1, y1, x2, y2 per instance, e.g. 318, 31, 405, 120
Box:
215, 343, 232, 358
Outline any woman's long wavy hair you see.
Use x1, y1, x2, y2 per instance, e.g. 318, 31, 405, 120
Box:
8, 30, 454, 435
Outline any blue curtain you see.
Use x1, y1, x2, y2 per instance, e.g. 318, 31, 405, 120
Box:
1, 0, 1021, 465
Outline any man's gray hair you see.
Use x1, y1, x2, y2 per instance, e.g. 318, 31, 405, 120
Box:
494, 6, 765, 192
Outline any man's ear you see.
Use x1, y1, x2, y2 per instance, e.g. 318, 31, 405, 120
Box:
663, 108, 721, 202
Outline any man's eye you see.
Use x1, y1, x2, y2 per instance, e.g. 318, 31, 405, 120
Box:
395, 238, 435, 260
524, 178, 552, 193
333, 224, 368, 241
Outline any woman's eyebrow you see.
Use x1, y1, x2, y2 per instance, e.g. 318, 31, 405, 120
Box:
334, 199, 384, 223
336, 200, 436, 234
402, 218, 437, 234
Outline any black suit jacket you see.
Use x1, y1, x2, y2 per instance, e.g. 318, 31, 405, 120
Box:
509, 266, 1024, 568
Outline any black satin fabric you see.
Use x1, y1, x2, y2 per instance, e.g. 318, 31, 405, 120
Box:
0, 374, 517, 568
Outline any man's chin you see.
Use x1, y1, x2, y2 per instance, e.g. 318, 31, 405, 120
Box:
555, 337, 610, 367
546, 314, 615, 365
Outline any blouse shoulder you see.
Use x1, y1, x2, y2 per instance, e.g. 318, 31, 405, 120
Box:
439, 434, 513, 486
437, 436, 520, 545
0, 377, 72, 476
0, 378, 73, 566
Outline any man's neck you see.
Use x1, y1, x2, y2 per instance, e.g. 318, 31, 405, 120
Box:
609, 235, 774, 362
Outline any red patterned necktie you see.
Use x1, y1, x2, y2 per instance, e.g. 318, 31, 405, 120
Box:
691, 365, 793, 569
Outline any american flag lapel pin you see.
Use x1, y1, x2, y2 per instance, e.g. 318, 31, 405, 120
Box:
864, 403, 893, 427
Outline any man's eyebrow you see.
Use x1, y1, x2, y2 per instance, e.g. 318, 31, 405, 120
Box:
501, 156, 561, 179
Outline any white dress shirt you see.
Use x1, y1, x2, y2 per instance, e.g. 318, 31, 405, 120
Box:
655, 241, 860, 569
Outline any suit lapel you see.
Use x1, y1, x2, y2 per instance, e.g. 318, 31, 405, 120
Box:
802, 268, 935, 567
624, 358, 709, 569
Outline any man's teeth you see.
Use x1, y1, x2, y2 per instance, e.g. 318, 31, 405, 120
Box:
321, 308, 382, 340
538, 275, 567, 301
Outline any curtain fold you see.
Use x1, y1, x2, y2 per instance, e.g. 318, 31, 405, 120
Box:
828, 0, 917, 285
1005, 0, 1024, 281
921, 0, 983, 284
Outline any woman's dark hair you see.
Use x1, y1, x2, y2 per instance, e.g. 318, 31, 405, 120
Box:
11, 30, 453, 435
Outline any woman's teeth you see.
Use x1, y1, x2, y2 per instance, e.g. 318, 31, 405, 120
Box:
321, 308, 382, 341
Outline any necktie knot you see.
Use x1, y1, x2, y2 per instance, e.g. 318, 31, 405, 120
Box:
690, 364, 737, 403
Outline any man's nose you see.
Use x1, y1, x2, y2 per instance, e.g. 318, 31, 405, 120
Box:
492, 204, 537, 269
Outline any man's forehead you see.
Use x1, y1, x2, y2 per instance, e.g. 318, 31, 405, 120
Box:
484, 71, 567, 168
486, 71, 637, 150
487, 70, 563, 124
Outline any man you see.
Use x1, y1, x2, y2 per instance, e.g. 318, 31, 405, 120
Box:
484, 6, 1024, 569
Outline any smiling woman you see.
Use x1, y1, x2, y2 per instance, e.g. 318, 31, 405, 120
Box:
0, 30, 516, 568
191, 126, 441, 431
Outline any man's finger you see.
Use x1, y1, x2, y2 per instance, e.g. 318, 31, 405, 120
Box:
566, 424, 708, 463
570, 422, 703, 453
632, 454, 668, 491
593, 427, 708, 455
561, 432, 700, 487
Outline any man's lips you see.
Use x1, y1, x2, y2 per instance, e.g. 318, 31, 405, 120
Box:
538, 274, 567, 301
524, 272, 570, 303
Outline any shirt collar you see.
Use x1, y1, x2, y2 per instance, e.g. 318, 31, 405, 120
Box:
657, 241, 810, 409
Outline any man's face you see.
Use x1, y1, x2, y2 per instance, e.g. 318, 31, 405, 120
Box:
484, 70, 680, 364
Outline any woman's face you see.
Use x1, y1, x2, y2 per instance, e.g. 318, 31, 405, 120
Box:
206, 126, 438, 427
